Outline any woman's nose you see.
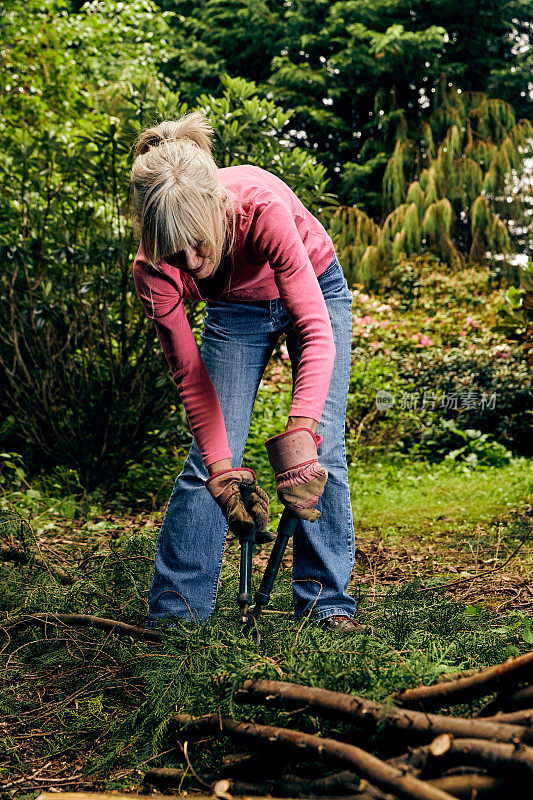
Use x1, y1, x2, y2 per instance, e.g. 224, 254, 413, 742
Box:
183, 247, 202, 271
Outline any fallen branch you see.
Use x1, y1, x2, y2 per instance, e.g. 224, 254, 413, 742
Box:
483, 709, 533, 725
476, 684, 533, 717
170, 713, 458, 800
211, 770, 369, 799
142, 767, 185, 788
391, 651, 533, 710
235, 679, 530, 743
388, 734, 533, 781
427, 774, 507, 799
0, 612, 161, 643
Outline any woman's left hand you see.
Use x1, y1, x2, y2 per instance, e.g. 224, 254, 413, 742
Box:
265, 427, 328, 521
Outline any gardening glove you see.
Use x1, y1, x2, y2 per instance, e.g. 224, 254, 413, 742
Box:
265, 427, 328, 522
205, 467, 273, 543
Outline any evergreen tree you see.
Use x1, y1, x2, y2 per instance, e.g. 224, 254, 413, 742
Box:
329, 81, 533, 285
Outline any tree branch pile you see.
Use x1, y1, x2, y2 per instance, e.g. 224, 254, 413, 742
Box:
160, 653, 533, 800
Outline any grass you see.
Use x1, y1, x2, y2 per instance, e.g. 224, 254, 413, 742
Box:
0, 455, 532, 794
350, 456, 533, 534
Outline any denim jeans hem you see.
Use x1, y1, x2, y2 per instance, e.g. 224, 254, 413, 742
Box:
295, 605, 356, 623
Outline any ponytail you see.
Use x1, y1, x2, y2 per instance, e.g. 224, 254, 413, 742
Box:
130, 112, 235, 270
133, 112, 214, 159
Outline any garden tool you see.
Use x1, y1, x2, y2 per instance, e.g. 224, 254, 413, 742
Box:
241, 505, 298, 645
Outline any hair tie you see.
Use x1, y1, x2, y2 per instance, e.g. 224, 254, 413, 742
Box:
149, 136, 193, 149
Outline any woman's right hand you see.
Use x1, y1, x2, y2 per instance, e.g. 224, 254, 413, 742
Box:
205, 467, 272, 541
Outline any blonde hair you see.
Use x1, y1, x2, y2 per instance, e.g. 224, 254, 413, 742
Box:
130, 112, 235, 269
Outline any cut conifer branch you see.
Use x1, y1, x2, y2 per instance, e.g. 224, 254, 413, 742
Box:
426, 774, 508, 799
476, 684, 533, 717
1, 612, 162, 642
170, 713, 459, 800
391, 651, 533, 710
387, 734, 533, 781
235, 679, 531, 743
1, 546, 77, 584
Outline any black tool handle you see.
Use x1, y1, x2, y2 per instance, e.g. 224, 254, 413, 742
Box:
250, 507, 297, 619
237, 482, 255, 610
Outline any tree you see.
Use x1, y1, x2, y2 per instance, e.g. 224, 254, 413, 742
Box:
329, 80, 533, 285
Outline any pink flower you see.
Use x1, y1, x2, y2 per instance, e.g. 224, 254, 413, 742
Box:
384, 348, 391, 355
379, 319, 390, 328
459, 331, 466, 337
353, 316, 365, 326
465, 316, 479, 328
370, 341, 383, 349
362, 315, 373, 324
391, 323, 398, 329
416, 333, 432, 347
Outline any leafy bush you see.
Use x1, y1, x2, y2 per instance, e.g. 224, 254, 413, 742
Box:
410, 418, 513, 467
345, 350, 422, 460
399, 345, 532, 456
0, 1, 332, 495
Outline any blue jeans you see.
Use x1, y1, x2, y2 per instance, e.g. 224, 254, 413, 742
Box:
146, 254, 357, 625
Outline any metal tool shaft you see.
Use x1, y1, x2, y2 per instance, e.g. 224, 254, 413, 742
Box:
249, 507, 297, 622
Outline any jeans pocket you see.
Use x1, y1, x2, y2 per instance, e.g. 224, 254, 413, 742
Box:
318, 254, 351, 299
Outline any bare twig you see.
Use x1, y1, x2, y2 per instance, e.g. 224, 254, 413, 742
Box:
0, 612, 161, 642
418, 522, 532, 594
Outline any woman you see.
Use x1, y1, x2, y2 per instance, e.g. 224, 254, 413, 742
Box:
131, 111, 364, 635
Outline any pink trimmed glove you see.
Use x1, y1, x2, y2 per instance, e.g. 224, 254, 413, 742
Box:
205, 467, 272, 542
265, 427, 328, 522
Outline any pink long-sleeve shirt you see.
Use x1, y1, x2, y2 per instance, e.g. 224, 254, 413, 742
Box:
132, 165, 337, 468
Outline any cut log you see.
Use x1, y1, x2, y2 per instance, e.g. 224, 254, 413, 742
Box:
235, 679, 531, 743
170, 713, 459, 800
483, 708, 533, 725
36, 793, 369, 800
212, 770, 373, 798
427, 774, 509, 799
142, 766, 185, 787
391, 651, 533, 710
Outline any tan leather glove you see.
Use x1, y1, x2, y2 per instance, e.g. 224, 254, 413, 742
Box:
265, 428, 328, 521
205, 467, 272, 542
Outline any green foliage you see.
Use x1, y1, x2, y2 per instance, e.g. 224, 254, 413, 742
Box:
419, 419, 513, 468
330, 82, 533, 286
400, 346, 532, 457
0, 1, 332, 493
156, 0, 533, 211
494, 257, 533, 367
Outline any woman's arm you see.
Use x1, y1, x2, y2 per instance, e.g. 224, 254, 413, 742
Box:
250, 194, 336, 433
133, 253, 233, 470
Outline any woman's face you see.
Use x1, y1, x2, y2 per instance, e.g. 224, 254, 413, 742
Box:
164, 242, 215, 279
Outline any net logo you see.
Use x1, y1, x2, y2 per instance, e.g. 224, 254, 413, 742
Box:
375, 390, 395, 411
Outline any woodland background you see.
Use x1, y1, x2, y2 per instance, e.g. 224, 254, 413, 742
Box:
1, 2, 533, 795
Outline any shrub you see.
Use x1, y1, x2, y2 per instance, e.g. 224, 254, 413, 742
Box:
398, 345, 532, 456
